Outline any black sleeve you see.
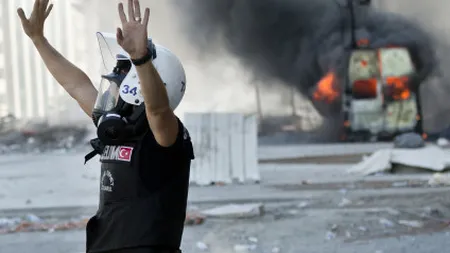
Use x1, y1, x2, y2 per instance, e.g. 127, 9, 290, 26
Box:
154, 117, 194, 158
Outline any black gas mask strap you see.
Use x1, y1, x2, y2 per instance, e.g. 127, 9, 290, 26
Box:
84, 138, 106, 164
129, 103, 148, 135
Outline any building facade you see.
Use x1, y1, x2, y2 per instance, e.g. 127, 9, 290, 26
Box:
0, 0, 96, 120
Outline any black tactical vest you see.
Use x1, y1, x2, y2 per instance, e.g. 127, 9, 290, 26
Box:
85, 123, 194, 253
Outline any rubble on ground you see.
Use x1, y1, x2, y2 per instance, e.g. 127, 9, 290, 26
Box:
0, 211, 206, 234
428, 173, 450, 186
0, 214, 89, 234
348, 145, 450, 175
201, 203, 265, 218
394, 132, 425, 149
0, 115, 90, 154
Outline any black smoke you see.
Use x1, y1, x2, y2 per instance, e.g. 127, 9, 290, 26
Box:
170, 0, 445, 136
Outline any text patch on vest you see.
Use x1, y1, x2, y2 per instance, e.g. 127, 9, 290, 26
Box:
100, 145, 134, 162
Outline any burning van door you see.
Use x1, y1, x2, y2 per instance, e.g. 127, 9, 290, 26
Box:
346, 49, 386, 134
378, 47, 418, 133
345, 47, 419, 138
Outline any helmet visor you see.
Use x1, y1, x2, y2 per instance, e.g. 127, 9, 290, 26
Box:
94, 78, 120, 112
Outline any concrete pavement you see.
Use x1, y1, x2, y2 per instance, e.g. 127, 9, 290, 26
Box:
0, 150, 448, 215
1, 149, 450, 253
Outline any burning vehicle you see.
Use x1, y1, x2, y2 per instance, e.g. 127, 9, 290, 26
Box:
313, 46, 423, 141
172, 0, 437, 142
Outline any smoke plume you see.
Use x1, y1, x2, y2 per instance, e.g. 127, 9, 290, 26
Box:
170, 0, 437, 117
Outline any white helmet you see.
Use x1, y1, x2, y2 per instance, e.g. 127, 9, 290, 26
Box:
94, 32, 187, 113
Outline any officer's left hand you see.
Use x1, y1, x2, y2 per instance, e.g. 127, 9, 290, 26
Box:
117, 0, 150, 60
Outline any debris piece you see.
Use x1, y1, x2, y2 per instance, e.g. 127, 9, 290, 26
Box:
287, 209, 299, 215
398, 220, 423, 228
247, 237, 258, 243
325, 231, 336, 240
201, 203, 264, 218
348, 146, 450, 175
330, 224, 339, 232
358, 226, 367, 232
196, 241, 208, 251
423, 207, 441, 217
234, 244, 257, 252
298, 201, 309, 208
25, 214, 41, 223
338, 198, 352, 207
385, 208, 400, 216
345, 231, 352, 238
339, 189, 348, 195
185, 212, 205, 226
271, 247, 280, 253
0, 217, 88, 234
428, 173, 450, 186
379, 218, 395, 227
394, 132, 425, 149
392, 181, 408, 187
437, 138, 449, 147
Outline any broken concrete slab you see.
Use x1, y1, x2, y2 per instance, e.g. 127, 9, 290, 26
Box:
200, 203, 264, 218
348, 145, 450, 175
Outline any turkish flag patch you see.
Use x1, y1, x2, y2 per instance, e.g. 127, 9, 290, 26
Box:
118, 146, 134, 161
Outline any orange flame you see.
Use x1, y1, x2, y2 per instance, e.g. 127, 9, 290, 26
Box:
385, 76, 410, 100
352, 78, 378, 98
313, 72, 339, 103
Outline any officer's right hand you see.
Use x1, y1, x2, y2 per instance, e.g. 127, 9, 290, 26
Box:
17, 0, 53, 41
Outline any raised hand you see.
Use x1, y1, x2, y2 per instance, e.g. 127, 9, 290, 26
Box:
17, 0, 54, 41
117, 0, 150, 59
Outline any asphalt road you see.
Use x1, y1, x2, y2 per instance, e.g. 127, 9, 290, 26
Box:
0, 216, 449, 253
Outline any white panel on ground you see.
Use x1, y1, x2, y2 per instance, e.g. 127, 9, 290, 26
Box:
185, 113, 259, 185
230, 113, 245, 183
244, 115, 260, 182
214, 114, 232, 184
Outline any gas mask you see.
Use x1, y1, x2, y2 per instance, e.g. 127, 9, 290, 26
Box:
92, 32, 188, 146
92, 55, 148, 145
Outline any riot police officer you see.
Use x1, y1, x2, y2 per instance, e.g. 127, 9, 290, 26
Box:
18, 0, 194, 252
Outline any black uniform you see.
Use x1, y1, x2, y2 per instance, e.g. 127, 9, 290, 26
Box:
85, 119, 194, 253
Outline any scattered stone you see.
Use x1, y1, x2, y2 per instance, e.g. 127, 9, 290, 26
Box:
271, 247, 280, 253
185, 212, 205, 226
379, 218, 395, 227
437, 138, 449, 147
394, 132, 425, 149
392, 181, 408, 188
234, 244, 257, 252
0, 217, 89, 234
358, 226, 367, 232
196, 241, 208, 251
287, 209, 299, 215
339, 189, 348, 195
325, 231, 336, 240
428, 173, 450, 187
398, 220, 424, 228
338, 198, 352, 207
345, 231, 352, 238
201, 203, 264, 218
423, 207, 441, 217
25, 214, 41, 223
298, 201, 309, 208
331, 224, 339, 232
247, 236, 258, 243
385, 208, 401, 216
